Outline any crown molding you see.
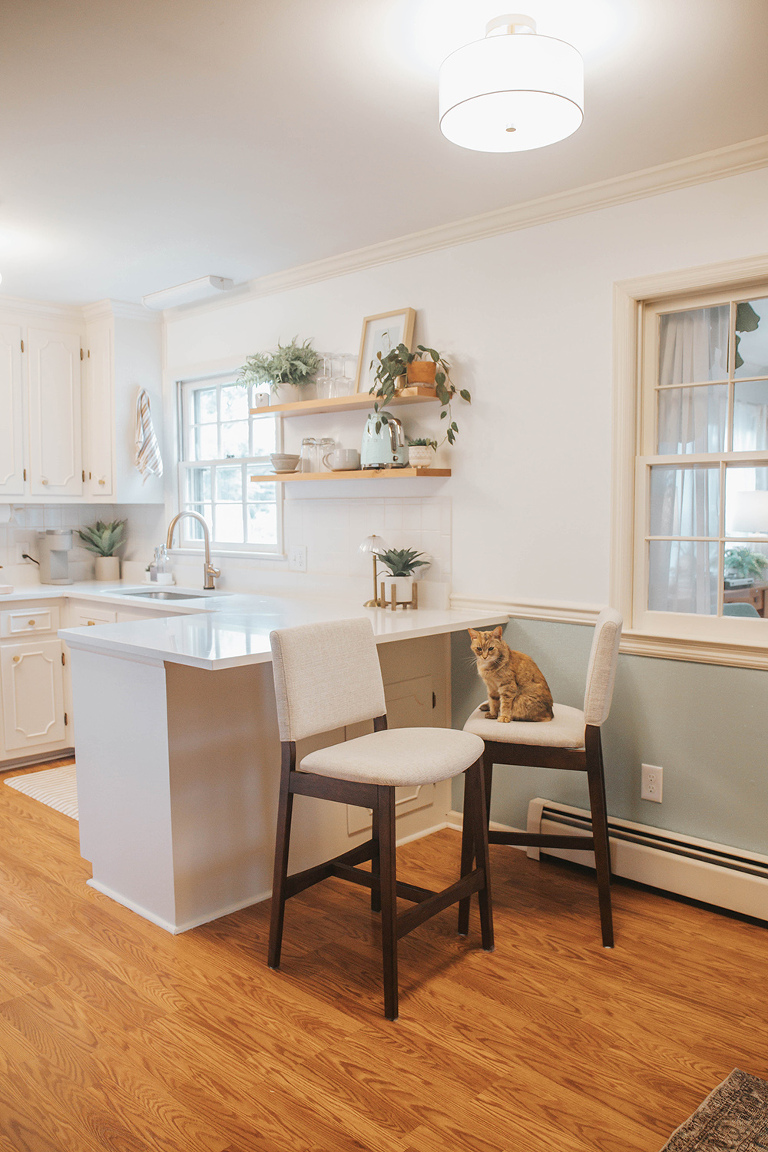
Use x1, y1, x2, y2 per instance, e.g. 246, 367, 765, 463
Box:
0, 293, 83, 323
166, 134, 768, 322
82, 299, 161, 323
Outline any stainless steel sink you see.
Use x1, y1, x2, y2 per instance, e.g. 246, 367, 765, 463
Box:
121, 589, 210, 601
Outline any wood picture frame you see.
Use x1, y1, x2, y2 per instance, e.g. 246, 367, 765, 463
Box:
354, 308, 416, 395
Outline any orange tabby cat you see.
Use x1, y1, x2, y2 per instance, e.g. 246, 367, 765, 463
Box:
468, 626, 554, 723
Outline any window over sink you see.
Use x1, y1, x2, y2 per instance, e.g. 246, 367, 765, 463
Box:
178, 375, 282, 554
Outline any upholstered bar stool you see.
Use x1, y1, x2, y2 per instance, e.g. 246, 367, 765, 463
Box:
461, 608, 622, 947
268, 617, 494, 1020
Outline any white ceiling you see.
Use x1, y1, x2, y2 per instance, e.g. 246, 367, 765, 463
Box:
1, 0, 768, 305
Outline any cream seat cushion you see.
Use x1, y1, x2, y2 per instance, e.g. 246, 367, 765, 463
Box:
299, 727, 484, 787
463, 703, 586, 749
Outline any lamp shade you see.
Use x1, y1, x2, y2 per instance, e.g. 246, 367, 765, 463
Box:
439, 15, 583, 153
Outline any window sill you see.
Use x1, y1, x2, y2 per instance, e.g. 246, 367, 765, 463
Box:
168, 547, 286, 562
620, 629, 768, 670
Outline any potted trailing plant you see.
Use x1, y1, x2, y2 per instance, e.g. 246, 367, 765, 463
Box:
374, 546, 430, 605
371, 343, 470, 446
79, 519, 126, 582
238, 337, 321, 402
407, 437, 437, 468
724, 546, 768, 585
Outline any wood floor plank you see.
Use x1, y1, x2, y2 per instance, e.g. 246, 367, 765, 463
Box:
2, 761, 768, 1152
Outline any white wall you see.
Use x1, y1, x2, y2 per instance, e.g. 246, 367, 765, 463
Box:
165, 166, 768, 607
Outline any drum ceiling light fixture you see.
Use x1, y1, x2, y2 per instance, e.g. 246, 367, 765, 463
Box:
439, 13, 584, 153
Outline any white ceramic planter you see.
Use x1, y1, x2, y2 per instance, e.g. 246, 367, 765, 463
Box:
273, 382, 316, 404
407, 445, 436, 468
380, 574, 414, 606
94, 556, 120, 581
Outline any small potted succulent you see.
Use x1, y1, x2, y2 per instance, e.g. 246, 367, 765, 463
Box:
79, 519, 126, 582
371, 343, 471, 446
238, 337, 321, 403
374, 546, 430, 605
407, 437, 437, 468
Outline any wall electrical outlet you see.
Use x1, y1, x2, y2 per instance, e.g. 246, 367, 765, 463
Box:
641, 763, 663, 803
288, 545, 307, 572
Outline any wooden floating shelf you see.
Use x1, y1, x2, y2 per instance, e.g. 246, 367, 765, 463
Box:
250, 467, 451, 482
249, 387, 438, 418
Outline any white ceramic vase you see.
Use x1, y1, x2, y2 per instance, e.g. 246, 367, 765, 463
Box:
94, 555, 120, 581
382, 574, 414, 606
407, 445, 436, 468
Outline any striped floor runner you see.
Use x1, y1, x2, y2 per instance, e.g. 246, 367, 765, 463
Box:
4, 764, 79, 820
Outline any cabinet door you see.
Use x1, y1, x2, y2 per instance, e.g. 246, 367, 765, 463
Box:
0, 323, 25, 496
1, 638, 66, 751
84, 322, 114, 497
27, 328, 83, 496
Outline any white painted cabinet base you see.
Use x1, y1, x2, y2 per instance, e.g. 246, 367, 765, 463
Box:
69, 634, 453, 933
1, 638, 66, 751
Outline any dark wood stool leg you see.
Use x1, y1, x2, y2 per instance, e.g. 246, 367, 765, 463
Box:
585, 725, 614, 948
459, 748, 493, 936
268, 745, 295, 969
469, 758, 494, 951
370, 807, 381, 913
457, 765, 476, 937
378, 785, 398, 1020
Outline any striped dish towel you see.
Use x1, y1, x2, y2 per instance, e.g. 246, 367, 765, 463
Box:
135, 388, 163, 482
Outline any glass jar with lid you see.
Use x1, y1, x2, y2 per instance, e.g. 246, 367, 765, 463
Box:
300, 438, 317, 473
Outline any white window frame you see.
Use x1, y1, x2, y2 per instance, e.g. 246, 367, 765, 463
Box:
612, 255, 768, 670
176, 374, 284, 558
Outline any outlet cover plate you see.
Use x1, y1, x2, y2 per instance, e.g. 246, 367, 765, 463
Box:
641, 763, 663, 803
288, 545, 307, 572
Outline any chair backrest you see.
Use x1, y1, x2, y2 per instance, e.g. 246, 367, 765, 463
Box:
270, 617, 387, 742
583, 607, 623, 727
723, 602, 760, 617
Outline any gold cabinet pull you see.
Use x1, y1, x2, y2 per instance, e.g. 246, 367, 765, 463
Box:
86, 620, 96, 626
28, 620, 36, 626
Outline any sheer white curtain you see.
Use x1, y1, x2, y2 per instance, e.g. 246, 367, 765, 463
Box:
650, 308, 729, 613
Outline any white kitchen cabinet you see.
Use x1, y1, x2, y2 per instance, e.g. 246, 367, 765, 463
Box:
83, 302, 164, 504
0, 637, 67, 753
27, 327, 83, 497
0, 323, 25, 496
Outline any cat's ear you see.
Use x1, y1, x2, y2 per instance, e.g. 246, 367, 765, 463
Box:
468, 629, 478, 640
493, 625, 503, 639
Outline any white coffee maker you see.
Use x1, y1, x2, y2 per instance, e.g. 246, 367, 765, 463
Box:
37, 530, 73, 585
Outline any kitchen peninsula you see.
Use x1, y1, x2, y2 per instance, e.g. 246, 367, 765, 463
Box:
61, 592, 507, 933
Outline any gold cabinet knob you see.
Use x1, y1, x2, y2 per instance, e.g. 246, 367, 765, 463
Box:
86, 620, 95, 626
12, 655, 20, 663
41, 478, 48, 485
98, 478, 106, 485
28, 620, 35, 626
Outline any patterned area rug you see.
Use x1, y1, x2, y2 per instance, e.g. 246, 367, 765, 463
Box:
4, 764, 79, 820
662, 1070, 768, 1150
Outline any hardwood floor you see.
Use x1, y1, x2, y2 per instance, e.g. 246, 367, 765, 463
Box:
0, 758, 766, 1152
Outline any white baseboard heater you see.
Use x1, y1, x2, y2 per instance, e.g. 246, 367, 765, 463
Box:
525, 798, 768, 923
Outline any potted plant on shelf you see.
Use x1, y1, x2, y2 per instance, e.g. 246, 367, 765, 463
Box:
371, 343, 471, 446
78, 519, 126, 582
374, 546, 430, 606
407, 437, 437, 468
724, 546, 768, 586
238, 337, 321, 403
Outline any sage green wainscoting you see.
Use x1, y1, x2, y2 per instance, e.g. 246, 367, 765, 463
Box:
451, 619, 767, 856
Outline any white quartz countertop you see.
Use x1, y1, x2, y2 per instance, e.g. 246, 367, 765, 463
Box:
19, 580, 508, 670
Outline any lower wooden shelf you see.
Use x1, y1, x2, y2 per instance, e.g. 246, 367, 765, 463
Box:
250, 466, 451, 482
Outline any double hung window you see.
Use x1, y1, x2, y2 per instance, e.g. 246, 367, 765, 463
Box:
178, 376, 281, 554
633, 288, 768, 640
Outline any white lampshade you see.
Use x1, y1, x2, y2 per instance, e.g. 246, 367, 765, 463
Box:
728, 490, 768, 535
439, 14, 584, 153
359, 534, 388, 555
